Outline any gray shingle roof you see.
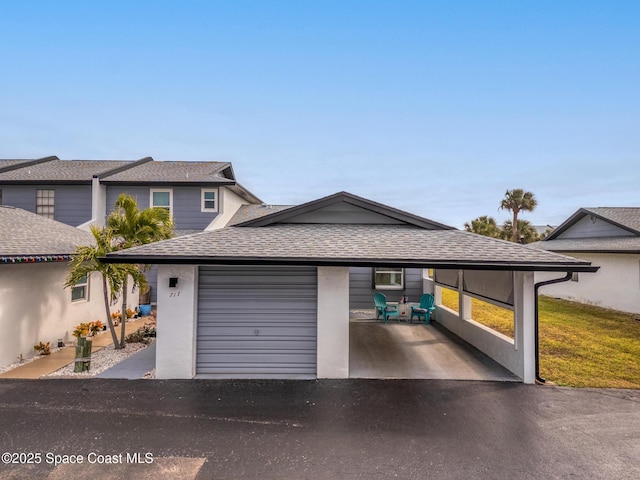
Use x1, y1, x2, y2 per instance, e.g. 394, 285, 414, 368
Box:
100, 161, 233, 183
0, 206, 93, 256
227, 204, 294, 226
583, 208, 640, 233
532, 236, 640, 253
0, 159, 32, 170
0, 159, 131, 182
106, 224, 594, 271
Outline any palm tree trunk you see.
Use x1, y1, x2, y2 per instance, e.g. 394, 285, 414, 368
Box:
512, 211, 518, 242
120, 276, 128, 349
102, 276, 120, 348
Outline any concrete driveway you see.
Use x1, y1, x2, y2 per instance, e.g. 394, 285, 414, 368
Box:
0, 379, 638, 479
350, 316, 519, 381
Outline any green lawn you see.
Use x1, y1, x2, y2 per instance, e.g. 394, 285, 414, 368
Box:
439, 289, 640, 388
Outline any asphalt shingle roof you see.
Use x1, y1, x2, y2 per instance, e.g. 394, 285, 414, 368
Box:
227, 204, 294, 226
0, 159, 32, 170
106, 224, 593, 271
0, 206, 93, 256
0, 160, 131, 182
532, 236, 640, 253
100, 161, 233, 183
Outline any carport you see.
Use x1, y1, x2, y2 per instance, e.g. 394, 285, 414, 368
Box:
105, 192, 598, 383
349, 311, 519, 381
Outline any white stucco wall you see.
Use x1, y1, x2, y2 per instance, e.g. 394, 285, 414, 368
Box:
430, 271, 536, 383
205, 187, 248, 230
317, 266, 350, 378
535, 253, 640, 314
0, 263, 105, 368
155, 264, 198, 379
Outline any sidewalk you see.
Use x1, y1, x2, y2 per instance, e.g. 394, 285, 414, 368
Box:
0, 317, 150, 379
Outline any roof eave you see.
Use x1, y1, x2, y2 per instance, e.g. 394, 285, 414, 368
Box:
101, 254, 598, 272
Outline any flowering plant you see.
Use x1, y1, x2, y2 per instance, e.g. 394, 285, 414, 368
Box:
73, 320, 105, 338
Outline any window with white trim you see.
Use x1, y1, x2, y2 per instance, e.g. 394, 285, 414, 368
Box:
36, 189, 55, 219
201, 189, 218, 212
374, 267, 404, 290
72, 274, 88, 301
150, 189, 172, 216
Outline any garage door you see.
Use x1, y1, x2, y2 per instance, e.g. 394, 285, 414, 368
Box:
197, 266, 317, 378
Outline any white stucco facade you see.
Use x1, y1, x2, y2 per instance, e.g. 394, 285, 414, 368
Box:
0, 263, 106, 368
536, 253, 640, 314
155, 264, 199, 379
317, 266, 350, 378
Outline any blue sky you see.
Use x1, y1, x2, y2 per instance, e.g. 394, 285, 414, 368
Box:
1, 1, 638, 228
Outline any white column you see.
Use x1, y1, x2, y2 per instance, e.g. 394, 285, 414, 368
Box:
155, 264, 199, 379
514, 271, 536, 384
317, 266, 350, 378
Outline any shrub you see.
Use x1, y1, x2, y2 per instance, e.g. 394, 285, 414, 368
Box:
34, 341, 51, 355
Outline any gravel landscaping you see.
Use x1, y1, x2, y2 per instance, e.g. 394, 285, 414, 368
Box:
47, 342, 150, 377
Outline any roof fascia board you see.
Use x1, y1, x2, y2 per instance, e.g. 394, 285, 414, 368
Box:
0, 156, 58, 174
544, 208, 587, 240
0, 179, 92, 185
235, 191, 455, 229
101, 254, 597, 272
95, 156, 154, 179
227, 182, 263, 204
544, 248, 640, 254
98, 179, 235, 186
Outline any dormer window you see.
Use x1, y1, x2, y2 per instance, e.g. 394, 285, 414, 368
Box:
201, 189, 218, 212
150, 189, 172, 216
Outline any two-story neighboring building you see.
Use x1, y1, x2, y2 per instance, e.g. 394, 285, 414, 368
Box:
0, 156, 262, 302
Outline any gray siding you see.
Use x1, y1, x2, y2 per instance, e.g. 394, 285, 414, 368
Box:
197, 266, 317, 378
286, 203, 405, 224
558, 215, 635, 239
349, 267, 424, 309
106, 185, 219, 230
0, 184, 91, 226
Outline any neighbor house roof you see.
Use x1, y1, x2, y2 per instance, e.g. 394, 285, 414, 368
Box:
535, 207, 640, 253
0, 158, 132, 184
0, 206, 93, 260
105, 192, 597, 272
99, 160, 234, 184
532, 236, 640, 254
227, 204, 294, 226
546, 207, 640, 240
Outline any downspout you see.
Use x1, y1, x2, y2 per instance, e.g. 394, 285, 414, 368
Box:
534, 272, 572, 384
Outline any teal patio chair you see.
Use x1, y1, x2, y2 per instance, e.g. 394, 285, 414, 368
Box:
410, 294, 435, 325
374, 293, 400, 324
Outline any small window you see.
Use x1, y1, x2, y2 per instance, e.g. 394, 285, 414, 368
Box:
150, 189, 172, 215
36, 189, 55, 219
374, 267, 404, 290
72, 275, 88, 301
201, 189, 218, 212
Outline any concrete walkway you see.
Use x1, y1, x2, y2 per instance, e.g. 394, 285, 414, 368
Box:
97, 342, 156, 379
0, 317, 150, 379
350, 316, 519, 381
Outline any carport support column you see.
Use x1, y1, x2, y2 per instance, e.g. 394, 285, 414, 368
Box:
514, 271, 535, 384
155, 264, 199, 379
317, 267, 350, 378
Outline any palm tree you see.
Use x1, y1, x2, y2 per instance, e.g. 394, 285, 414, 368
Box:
65, 226, 147, 349
464, 215, 502, 238
499, 189, 538, 242
501, 219, 540, 244
106, 194, 174, 348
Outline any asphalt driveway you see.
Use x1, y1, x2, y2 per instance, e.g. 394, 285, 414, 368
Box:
0, 379, 638, 479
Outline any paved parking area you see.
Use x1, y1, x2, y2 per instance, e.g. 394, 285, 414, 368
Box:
0, 379, 638, 479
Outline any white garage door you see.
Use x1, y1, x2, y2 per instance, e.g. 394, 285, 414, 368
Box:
197, 266, 317, 378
